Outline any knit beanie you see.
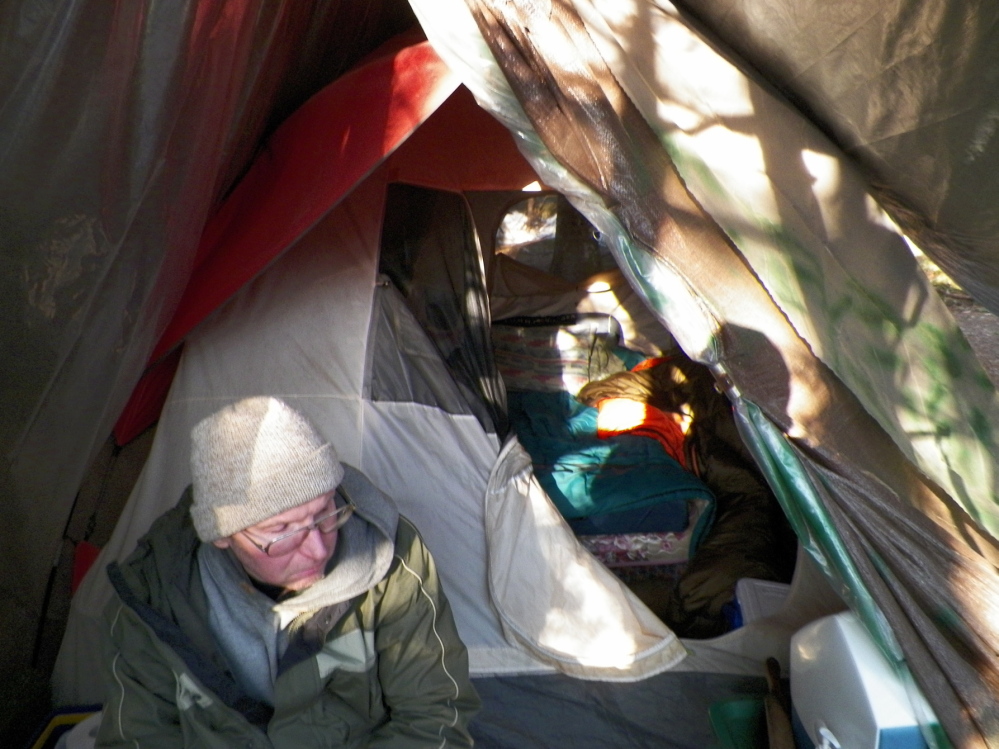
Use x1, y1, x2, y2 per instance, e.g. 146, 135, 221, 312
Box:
189, 397, 345, 541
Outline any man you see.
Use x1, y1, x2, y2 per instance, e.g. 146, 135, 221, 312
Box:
97, 396, 479, 747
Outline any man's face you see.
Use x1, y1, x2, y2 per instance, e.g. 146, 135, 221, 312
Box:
212, 492, 339, 591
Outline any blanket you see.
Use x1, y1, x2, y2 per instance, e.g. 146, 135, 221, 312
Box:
506, 389, 715, 546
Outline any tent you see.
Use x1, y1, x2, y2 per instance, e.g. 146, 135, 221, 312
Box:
5, 1, 999, 746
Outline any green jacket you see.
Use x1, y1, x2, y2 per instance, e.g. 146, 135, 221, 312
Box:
96, 472, 479, 748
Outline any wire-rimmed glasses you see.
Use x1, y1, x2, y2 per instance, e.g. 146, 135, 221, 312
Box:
241, 491, 354, 557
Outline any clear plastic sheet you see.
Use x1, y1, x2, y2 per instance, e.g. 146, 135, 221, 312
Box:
0, 0, 416, 677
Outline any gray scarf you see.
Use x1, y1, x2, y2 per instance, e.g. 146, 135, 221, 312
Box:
197, 465, 399, 705
198, 542, 287, 705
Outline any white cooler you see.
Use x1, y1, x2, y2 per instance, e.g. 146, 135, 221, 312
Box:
790, 611, 937, 749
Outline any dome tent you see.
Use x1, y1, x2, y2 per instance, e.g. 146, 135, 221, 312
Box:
3, 1, 999, 746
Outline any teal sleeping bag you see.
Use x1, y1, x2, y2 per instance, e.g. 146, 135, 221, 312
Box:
507, 390, 715, 546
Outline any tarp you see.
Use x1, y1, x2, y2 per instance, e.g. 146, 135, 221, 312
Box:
411, 0, 999, 744
0, 0, 420, 679
673, 0, 999, 317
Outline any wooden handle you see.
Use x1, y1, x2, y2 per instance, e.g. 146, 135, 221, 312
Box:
764, 658, 795, 749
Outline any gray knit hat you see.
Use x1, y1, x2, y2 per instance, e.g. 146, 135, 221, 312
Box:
189, 397, 345, 541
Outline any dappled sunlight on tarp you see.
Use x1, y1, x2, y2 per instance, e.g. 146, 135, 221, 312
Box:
674, 0, 999, 319
573, 0, 999, 540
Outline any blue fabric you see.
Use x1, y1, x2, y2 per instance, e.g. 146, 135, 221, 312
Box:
507, 390, 715, 538
613, 345, 648, 371
567, 504, 692, 535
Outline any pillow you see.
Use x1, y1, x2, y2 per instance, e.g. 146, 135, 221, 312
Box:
492, 313, 631, 394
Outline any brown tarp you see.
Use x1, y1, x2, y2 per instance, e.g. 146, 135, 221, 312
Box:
673, 0, 999, 318
461, 0, 999, 744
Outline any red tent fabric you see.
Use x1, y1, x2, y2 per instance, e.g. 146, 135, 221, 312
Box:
114, 35, 536, 444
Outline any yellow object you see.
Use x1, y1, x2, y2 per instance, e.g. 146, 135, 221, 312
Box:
29, 709, 98, 749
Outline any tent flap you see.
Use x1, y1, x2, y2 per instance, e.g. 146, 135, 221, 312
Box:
410, 0, 999, 744
485, 439, 687, 681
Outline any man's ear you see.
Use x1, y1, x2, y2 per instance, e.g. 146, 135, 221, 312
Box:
212, 537, 231, 549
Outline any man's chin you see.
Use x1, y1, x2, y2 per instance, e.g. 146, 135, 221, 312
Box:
284, 569, 324, 591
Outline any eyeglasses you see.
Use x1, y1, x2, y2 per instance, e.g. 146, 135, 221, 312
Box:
241, 493, 355, 557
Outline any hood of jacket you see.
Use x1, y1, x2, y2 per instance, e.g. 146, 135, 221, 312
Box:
109, 463, 399, 638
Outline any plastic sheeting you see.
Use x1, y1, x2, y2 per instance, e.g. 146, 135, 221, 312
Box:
672, 0, 999, 318
567, 0, 999, 549
0, 0, 417, 678
411, 0, 999, 745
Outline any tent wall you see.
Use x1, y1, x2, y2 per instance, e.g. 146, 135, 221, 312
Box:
142, 35, 461, 369
55, 170, 539, 702
115, 80, 534, 445
52, 177, 386, 700
55, 157, 693, 704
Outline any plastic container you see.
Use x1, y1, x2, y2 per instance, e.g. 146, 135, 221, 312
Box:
735, 578, 791, 624
790, 611, 935, 749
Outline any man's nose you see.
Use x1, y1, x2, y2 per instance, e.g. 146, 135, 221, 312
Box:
299, 527, 330, 559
